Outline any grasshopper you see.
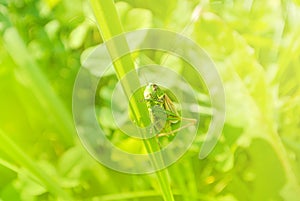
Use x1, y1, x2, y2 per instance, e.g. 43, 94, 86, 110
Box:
143, 83, 196, 138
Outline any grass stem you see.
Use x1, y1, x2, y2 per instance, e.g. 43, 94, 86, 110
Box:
0, 130, 72, 200
89, 1, 175, 200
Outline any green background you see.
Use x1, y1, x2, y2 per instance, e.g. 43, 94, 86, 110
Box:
1, 0, 300, 200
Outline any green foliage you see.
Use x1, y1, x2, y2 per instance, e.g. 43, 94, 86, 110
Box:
1, 0, 300, 200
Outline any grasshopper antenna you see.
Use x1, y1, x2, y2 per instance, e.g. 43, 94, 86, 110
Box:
138, 68, 149, 86
143, 73, 149, 85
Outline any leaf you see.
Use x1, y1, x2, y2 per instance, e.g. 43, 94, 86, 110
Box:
57, 147, 85, 176
69, 22, 90, 49
124, 8, 153, 30
117, 0, 177, 23
116, 2, 153, 31
246, 139, 286, 201
80, 45, 115, 77
0, 183, 22, 201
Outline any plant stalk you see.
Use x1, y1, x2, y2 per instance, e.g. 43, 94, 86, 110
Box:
89, 0, 175, 200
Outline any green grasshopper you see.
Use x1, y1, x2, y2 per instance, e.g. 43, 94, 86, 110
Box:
143, 83, 196, 138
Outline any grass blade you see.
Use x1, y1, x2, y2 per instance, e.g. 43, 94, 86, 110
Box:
89, 0, 175, 200
0, 130, 72, 200
3, 27, 75, 147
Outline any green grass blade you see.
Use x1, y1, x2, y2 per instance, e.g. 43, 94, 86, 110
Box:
91, 190, 214, 201
89, 0, 175, 200
0, 130, 72, 200
3, 27, 75, 147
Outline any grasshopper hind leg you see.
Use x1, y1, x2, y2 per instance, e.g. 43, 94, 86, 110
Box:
156, 118, 196, 137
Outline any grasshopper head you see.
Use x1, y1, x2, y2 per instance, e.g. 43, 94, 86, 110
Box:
144, 83, 161, 100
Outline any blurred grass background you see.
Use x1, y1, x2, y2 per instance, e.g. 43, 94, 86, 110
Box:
1, 0, 300, 200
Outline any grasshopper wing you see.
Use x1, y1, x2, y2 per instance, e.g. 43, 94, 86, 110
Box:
163, 94, 180, 123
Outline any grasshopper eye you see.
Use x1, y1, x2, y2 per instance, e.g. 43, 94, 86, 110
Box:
152, 84, 158, 91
